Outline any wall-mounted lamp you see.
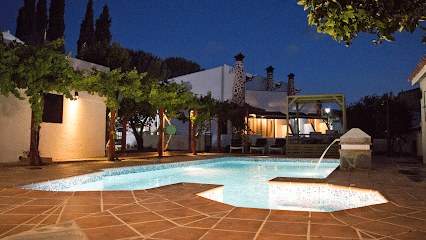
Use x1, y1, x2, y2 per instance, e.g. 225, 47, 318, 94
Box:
74, 91, 79, 100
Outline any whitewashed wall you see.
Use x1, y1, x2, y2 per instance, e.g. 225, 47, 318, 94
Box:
0, 58, 108, 163
39, 91, 106, 160
410, 62, 426, 162
0, 89, 32, 163
171, 64, 236, 102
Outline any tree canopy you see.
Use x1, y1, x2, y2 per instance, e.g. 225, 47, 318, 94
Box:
95, 5, 112, 44
298, 0, 426, 45
78, 41, 131, 71
77, 0, 96, 57
164, 57, 202, 78
46, 0, 65, 43
347, 92, 412, 139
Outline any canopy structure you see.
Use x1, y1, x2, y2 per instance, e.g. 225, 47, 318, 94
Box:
286, 94, 346, 138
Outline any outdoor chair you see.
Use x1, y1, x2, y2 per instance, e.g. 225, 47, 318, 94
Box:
250, 138, 267, 154
269, 138, 286, 154
230, 139, 244, 153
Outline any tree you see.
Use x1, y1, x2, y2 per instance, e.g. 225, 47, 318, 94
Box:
148, 80, 194, 157
117, 50, 170, 151
164, 57, 202, 78
74, 68, 148, 161
15, 0, 37, 44
15, 8, 27, 41
36, 0, 47, 33
77, 0, 96, 58
46, 0, 65, 43
347, 92, 412, 142
95, 5, 112, 44
298, 0, 426, 45
0, 37, 85, 166
78, 41, 131, 71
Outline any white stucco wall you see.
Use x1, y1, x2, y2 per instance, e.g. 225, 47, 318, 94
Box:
410, 62, 426, 162
0, 89, 32, 163
0, 90, 106, 162
170, 64, 236, 102
39, 91, 106, 160
420, 80, 426, 161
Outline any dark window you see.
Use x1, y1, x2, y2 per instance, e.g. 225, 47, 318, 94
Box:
42, 93, 63, 123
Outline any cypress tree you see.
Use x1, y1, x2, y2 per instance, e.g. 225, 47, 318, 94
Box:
46, 0, 65, 43
77, 0, 96, 58
15, 0, 37, 43
15, 8, 27, 40
36, 0, 47, 33
95, 4, 112, 44
36, 0, 48, 44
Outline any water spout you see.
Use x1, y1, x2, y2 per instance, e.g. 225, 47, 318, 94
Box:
315, 138, 340, 171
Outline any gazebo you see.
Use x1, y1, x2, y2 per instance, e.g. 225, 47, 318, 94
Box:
285, 94, 346, 158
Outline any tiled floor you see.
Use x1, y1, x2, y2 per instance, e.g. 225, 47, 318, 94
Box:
1, 152, 426, 239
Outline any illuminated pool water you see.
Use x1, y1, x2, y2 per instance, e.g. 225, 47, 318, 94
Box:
19, 158, 386, 211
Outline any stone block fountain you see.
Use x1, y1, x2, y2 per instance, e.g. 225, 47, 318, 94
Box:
339, 128, 372, 170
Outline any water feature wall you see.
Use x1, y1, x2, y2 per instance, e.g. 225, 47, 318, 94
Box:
339, 128, 372, 170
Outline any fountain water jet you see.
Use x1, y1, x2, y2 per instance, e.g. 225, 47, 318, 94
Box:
315, 138, 340, 171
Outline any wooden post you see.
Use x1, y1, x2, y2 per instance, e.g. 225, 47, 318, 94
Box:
121, 115, 127, 153
217, 112, 221, 152
192, 110, 197, 155
158, 108, 164, 158
188, 112, 192, 153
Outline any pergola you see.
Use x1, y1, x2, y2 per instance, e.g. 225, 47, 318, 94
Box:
286, 94, 346, 138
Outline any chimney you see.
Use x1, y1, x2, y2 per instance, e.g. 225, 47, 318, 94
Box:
287, 73, 295, 96
266, 66, 275, 91
232, 53, 245, 106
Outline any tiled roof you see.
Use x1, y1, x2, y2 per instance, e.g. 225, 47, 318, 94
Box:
408, 54, 426, 82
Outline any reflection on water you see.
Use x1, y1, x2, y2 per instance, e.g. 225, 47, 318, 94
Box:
62, 160, 340, 210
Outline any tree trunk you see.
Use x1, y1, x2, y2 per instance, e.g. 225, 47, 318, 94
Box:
29, 112, 42, 166
108, 109, 116, 161
188, 115, 192, 153
157, 108, 164, 158
192, 110, 197, 155
121, 115, 127, 153
192, 120, 197, 155
130, 122, 144, 151
217, 112, 221, 152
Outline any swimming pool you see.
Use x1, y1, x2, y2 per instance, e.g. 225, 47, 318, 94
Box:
20, 157, 346, 211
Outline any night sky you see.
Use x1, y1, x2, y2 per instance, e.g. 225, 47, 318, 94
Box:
1, 0, 425, 104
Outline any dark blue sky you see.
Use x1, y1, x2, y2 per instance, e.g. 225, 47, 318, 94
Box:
1, 0, 425, 104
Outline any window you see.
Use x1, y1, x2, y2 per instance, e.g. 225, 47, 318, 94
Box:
42, 93, 63, 123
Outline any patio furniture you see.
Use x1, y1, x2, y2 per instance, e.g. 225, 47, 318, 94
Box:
269, 138, 286, 154
230, 139, 244, 153
250, 138, 267, 154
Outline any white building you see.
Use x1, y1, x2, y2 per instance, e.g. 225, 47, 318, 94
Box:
408, 55, 426, 162
1, 31, 108, 163
143, 54, 328, 151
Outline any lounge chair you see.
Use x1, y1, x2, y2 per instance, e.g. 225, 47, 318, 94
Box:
250, 138, 267, 154
230, 139, 244, 153
269, 138, 286, 154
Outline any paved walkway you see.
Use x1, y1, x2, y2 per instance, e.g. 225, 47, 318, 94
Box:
0, 152, 425, 239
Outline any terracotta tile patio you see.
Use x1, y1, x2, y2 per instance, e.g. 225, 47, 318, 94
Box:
0, 152, 425, 239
